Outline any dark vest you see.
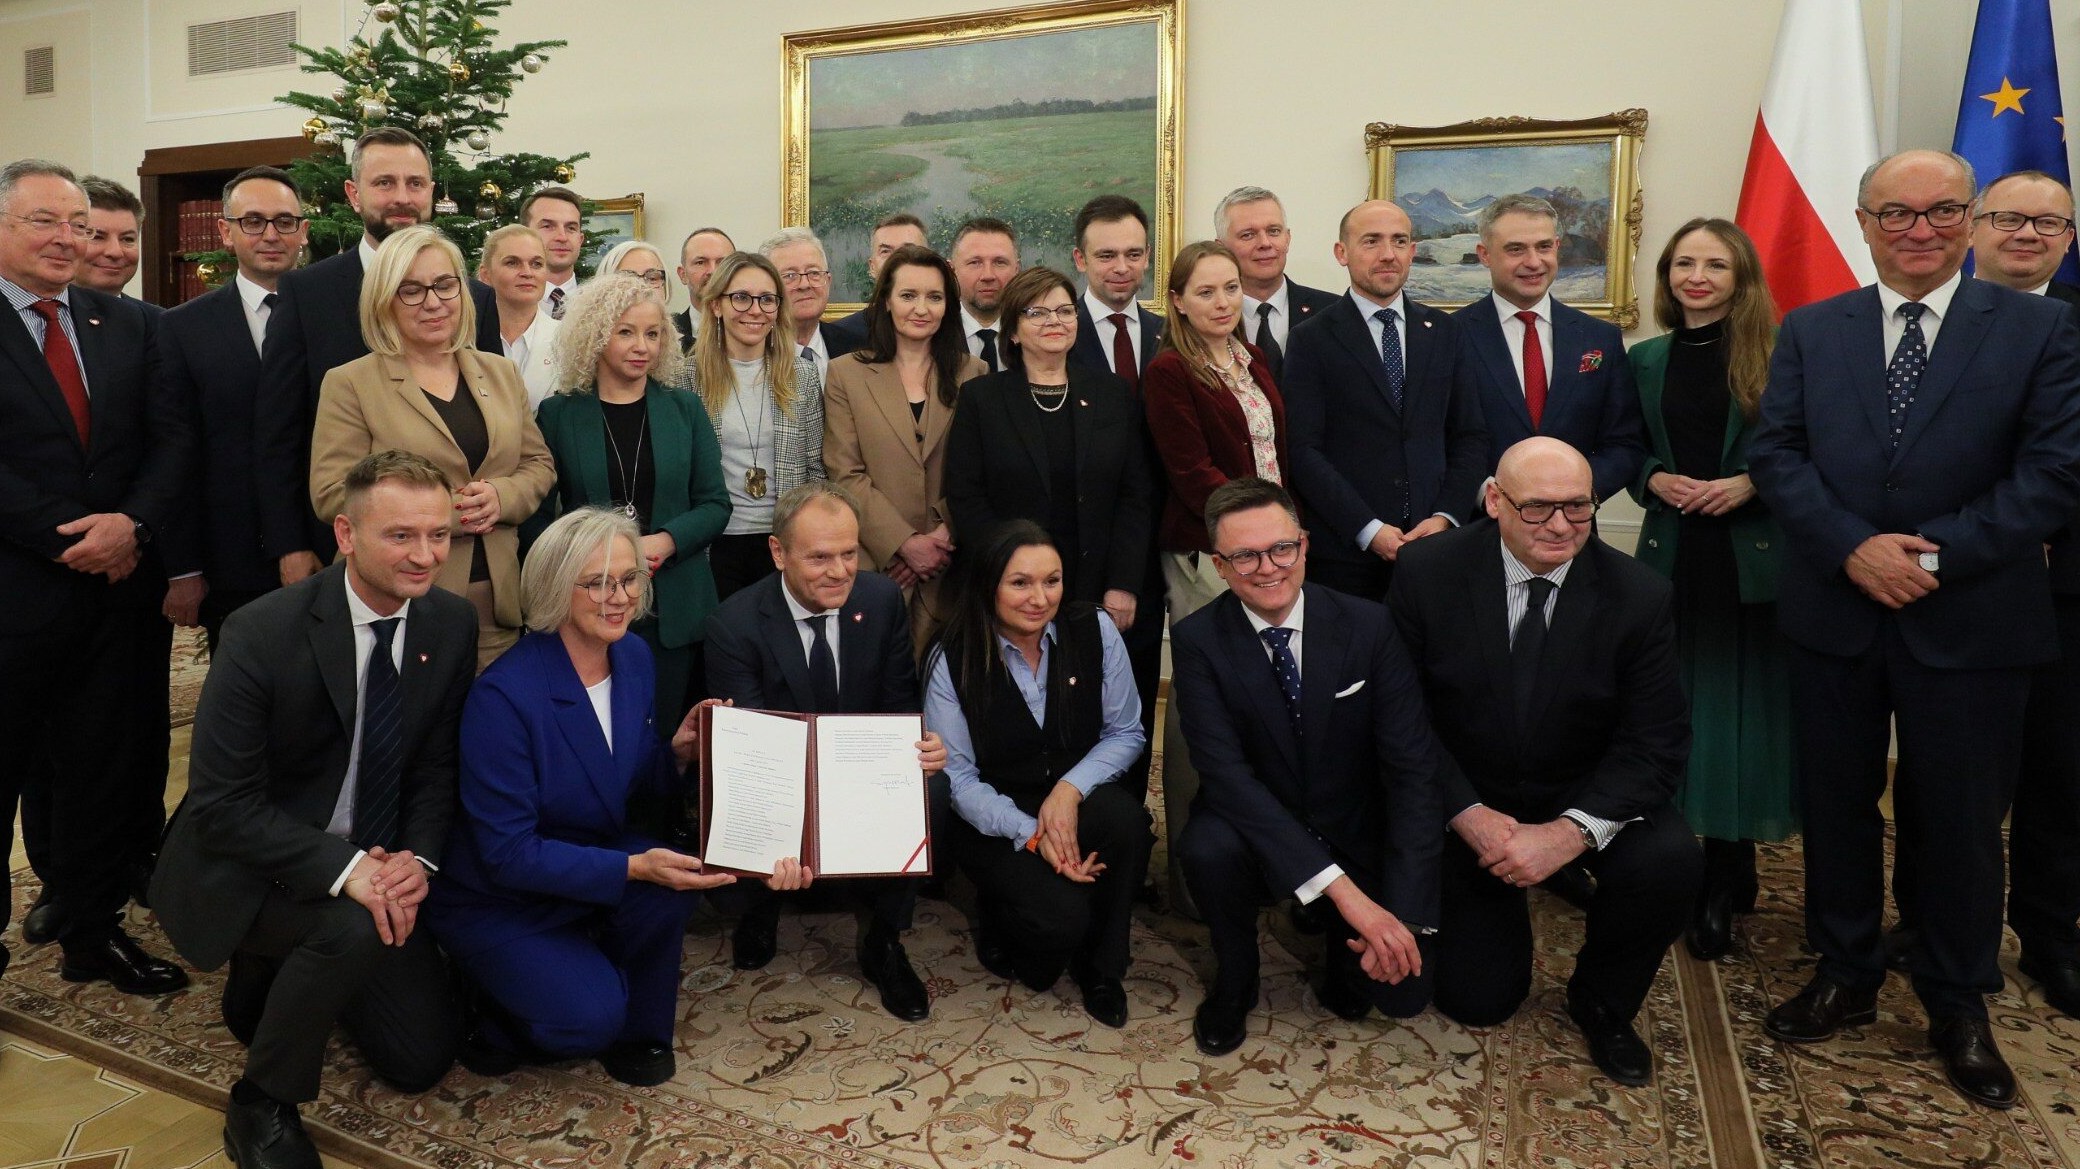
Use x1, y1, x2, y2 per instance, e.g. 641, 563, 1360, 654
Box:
959, 608, 1106, 812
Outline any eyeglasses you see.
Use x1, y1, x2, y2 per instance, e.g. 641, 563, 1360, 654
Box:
779, 267, 830, 286
5, 213, 91, 237
576, 570, 646, 602
1859, 202, 1970, 232
1496, 487, 1597, 525
623, 268, 668, 287
1975, 210, 2076, 237
395, 276, 463, 306
223, 213, 308, 236
1019, 305, 1080, 323
1212, 536, 1305, 576
724, 290, 780, 312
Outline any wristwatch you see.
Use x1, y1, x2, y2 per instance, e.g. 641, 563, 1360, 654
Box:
1562, 815, 1597, 852
131, 517, 153, 546
1917, 551, 1939, 574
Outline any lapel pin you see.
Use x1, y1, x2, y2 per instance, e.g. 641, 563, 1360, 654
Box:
1078, 399, 1088, 407
852, 611, 864, 623
418, 653, 429, 663
87, 318, 101, 326
1068, 675, 1079, 686
1423, 320, 1433, 328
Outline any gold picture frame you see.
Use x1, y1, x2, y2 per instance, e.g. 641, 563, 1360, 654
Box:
783, 0, 1184, 314
583, 193, 646, 267
1366, 110, 1647, 327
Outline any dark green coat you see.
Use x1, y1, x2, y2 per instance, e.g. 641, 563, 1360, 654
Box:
1626, 333, 1781, 604
533, 381, 731, 647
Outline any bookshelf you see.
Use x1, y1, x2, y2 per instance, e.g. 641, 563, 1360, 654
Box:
138, 136, 318, 308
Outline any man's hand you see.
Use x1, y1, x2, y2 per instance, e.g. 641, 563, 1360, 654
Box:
362, 846, 428, 908
279, 551, 322, 587
885, 558, 920, 588
1102, 589, 1137, 632
1367, 524, 1408, 562
916, 731, 946, 775
164, 575, 207, 627
638, 531, 676, 574
454, 480, 501, 535
671, 698, 731, 772
897, 532, 951, 580
1035, 781, 1083, 873
764, 856, 814, 891
1480, 819, 1588, 889
1450, 804, 1519, 859
56, 513, 139, 577
1325, 877, 1421, 983
627, 847, 738, 891
1401, 515, 1452, 545
342, 854, 415, 946
1844, 533, 1939, 609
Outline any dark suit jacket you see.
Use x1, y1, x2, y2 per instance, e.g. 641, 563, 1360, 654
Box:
155, 281, 277, 589
0, 285, 186, 633
1142, 344, 1286, 553
1170, 584, 1442, 927
943, 366, 1156, 602
1388, 522, 1689, 826
1284, 278, 1341, 321
1285, 294, 1489, 563
150, 563, 478, 970
1749, 277, 2080, 668
1070, 299, 1163, 378
828, 309, 869, 350
671, 307, 698, 354
820, 320, 861, 362
1454, 295, 1646, 501
705, 570, 919, 715
2036, 280, 2080, 594
425, 630, 679, 958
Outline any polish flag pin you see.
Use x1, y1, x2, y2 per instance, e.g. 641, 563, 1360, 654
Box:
1067, 675, 1078, 686
418, 653, 430, 663
1422, 320, 1433, 328
87, 318, 101, 326
852, 612, 864, 623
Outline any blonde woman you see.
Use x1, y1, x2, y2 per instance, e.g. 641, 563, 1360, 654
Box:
477, 224, 560, 409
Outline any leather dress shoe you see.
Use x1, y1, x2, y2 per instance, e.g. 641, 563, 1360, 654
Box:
600, 1041, 675, 1087
1686, 885, 1735, 961
1567, 989, 1653, 1087
1316, 948, 1374, 1022
61, 933, 189, 996
2018, 952, 2080, 1019
1193, 981, 1257, 1056
731, 907, 779, 971
21, 892, 65, 946
223, 1093, 320, 1169
1076, 971, 1129, 1029
456, 1027, 523, 1077
1930, 1015, 2017, 1109
1764, 974, 1878, 1043
972, 920, 1018, 982
1884, 925, 1919, 973
859, 930, 930, 1022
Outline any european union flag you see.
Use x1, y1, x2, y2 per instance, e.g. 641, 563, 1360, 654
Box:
1952, 0, 2079, 284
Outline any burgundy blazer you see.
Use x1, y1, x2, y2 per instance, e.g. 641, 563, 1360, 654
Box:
1142, 344, 1287, 553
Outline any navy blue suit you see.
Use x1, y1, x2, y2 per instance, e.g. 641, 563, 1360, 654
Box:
1750, 276, 2080, 1015
427, 631, 699, 1057
1070, 299, 1162, 381
1454, 295, 1645, 502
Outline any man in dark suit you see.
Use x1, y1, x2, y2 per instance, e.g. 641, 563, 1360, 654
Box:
1285, 199, 1489, 602
519, 185, 583, 319
1214, 185, 1339, 380
74, 176, 152, 300
671, 226, 733, 352
1171, 478, 1441, 1055
761, 226, 858, 387
1453, 194, 1645, 503
254, 126, 499, 572
1751, 150, 2080, 1108
1962, 168, 2080, 1019
829, 212, 928, 345
0, 159, 192, 994
1391, 438, 1697, 1087
705, 482, 946, 1022
951, 217, 1021, 372
153, 451, 475, 1169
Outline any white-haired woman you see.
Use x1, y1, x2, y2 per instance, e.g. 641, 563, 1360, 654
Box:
309, 224, 554, 669
532, 272, 730, 723
477, 224, 561, 410
595, 239, 672, 303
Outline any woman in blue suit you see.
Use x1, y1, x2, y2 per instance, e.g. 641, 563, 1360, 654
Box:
428, 508, 743, 1087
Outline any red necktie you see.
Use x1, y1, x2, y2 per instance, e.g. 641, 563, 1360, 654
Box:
31, 299, 90, 449
1109, 312, 1139, 389
1516, 309, 1546, 429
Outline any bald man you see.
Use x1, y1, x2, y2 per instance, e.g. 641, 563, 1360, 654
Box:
1390, 438, 1696, 1088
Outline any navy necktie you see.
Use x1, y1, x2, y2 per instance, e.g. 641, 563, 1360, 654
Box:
354, 617, 404, 851
1260, 626, 1302, 733
1511, 577, 1556, 727
1255, 302, 1283, 374
1886, 302, 1929, 450
807, 614, 839, 710
976, 327, 999, 373
1375, 307, 1405, 411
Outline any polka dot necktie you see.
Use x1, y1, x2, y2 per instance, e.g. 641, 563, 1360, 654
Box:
1259, 626, 1302, 733
1375, 307, 1405, 411
1886, 302, 1928, 450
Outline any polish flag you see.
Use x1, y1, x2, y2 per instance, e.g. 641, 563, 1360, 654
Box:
1736, 0, 1880, 313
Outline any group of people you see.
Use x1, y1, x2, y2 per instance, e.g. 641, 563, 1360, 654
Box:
3, 122, 2077, 1168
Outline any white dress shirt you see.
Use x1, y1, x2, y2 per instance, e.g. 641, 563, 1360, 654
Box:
798, 326, 831, 387
1237, 592, 1345, 902
1242, 279, 1295, 350
358, 235, 380, 272
1876, 269, 1962, 361
1082, 288, 1148, 372
587, 675, 615, 753
507, 308, 562, 411
234, 272, 275, 355
1491, 291, 1554, 395
781, 577, 841, 692
324, 574, 413, 893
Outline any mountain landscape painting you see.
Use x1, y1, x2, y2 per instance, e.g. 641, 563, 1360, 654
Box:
1390, 141, 1615, 305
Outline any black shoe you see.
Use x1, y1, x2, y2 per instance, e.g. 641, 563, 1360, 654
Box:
1686, 884, 1735, 961
1076, 972, 1129, 1029
1930, 1015, 2017, 1109
1566, 989, 1653, 1087
21, 892, 65, 946
973, 919, 1018, 982
1286, 898, 1329, 936
2018, 952, 2080, 1019
221, 953, 279, 1048
61, 932, 189, 996
1, 941, 10, 980
859, 930, 930, 1022
1764, 974, 1879, 1042
223, 1092, 320, 1169
1540, 862, 1596, 911
1316, 944, 1373, 1022
1192, 980, 1257, 1056
456, 1027, 522, 1077
731, 907, 778, 971
600, 1041, 675, 1087
1884, 925, 1919, 973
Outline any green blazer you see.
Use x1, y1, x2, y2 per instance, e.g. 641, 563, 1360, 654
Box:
1626, 333, 1780, 604
533, 380, 732, 647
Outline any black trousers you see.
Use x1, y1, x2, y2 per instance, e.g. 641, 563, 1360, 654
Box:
2012, 597, 2080, 966
1433, 802, 1699, 1027
1788, 622, 2028, 1018
709, 532, 776, 603
236, 890, 460, 1103
1178, 807, 1431, 1015
950, 782, 1152, 983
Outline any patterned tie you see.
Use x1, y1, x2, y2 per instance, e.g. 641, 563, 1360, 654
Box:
806, 614, 839, 711
1259, 626, 1302, 733
1511, 577, 1556, 727
1375, 307, 1405, 411
1109, 312, 1139, 389
1255, 302, 1283, 376
353, 617, 405, 851
1516, 309, 1547, 429
547, 285, 566, 320
1886, 302, 1929, 450
29, 299, 91, 448
976, 327, 999, 373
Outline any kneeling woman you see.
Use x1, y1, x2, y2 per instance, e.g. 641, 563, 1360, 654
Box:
924, 520, 1152, 1027
427, 508, 741, 1086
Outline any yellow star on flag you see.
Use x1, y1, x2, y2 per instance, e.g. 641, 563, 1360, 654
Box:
1982, 77, 2030, 117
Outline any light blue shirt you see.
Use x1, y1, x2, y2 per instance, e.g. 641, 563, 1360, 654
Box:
924, 611, 1144, 845
2, 275, 89, 393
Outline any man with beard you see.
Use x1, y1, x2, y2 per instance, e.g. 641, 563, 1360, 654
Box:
950, 217, 1020, 373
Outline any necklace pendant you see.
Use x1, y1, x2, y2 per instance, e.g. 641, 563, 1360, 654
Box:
621, 500, 638, 520
746, 466, 769, 499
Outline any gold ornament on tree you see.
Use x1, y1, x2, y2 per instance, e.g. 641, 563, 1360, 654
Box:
195, 260, 221, 285
477, 180, 503, 204
553, 163, 575, 184
447, 60, 471, 83
301, 116, 328, 141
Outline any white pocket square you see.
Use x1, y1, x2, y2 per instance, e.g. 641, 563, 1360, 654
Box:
1333, 680, 1365, 698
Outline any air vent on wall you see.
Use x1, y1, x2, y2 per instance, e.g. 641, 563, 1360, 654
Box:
186, 11, 298, 77
24, 45, 53, 96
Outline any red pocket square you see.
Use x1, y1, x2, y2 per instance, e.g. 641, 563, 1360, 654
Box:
1579, 350, 1604, 373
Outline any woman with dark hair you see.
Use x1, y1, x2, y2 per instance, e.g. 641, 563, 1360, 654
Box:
923, 519, 1151, 1027
822, 243, 985, 654
1627, 216, 1794, 960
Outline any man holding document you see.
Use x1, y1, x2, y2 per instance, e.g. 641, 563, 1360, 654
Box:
705, 482, 947, 1022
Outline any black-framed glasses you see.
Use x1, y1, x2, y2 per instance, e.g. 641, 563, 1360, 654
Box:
1975, 210, 2076, 236
576, 569, 646, 602
1212, 535, 1305, 576
1019, 305, 1079, 322
395, 276, 463, 306
1496, 487, 1597, 525
724, 290, 780, 312
223, 213, 307, 236
1860, 202, 1970, 232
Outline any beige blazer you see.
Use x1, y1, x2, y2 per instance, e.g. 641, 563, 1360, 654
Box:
308, 348, 556, 629
821, 351, 984, 566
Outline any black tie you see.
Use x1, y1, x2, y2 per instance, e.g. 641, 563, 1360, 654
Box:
1886, 302, 1929, 450
807, 614, 839, 710
260, 292, 278, 310
1259, 626, 1302, 733
1512, 577, 1556, 727
353, 617, 404, 851
977, 327, 1000, 372
1254, 303, 1283, 376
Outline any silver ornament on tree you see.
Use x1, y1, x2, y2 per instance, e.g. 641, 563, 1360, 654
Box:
417, 111, 444, 131
466, 130, 489, 151
475, 202, 499, 220
434, 196, 461, 216
359, 96, 387, 120
370, 1, 401, 21
520, 53, 543, 74
332, 85, 350, 103
314, 130, 340, 147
